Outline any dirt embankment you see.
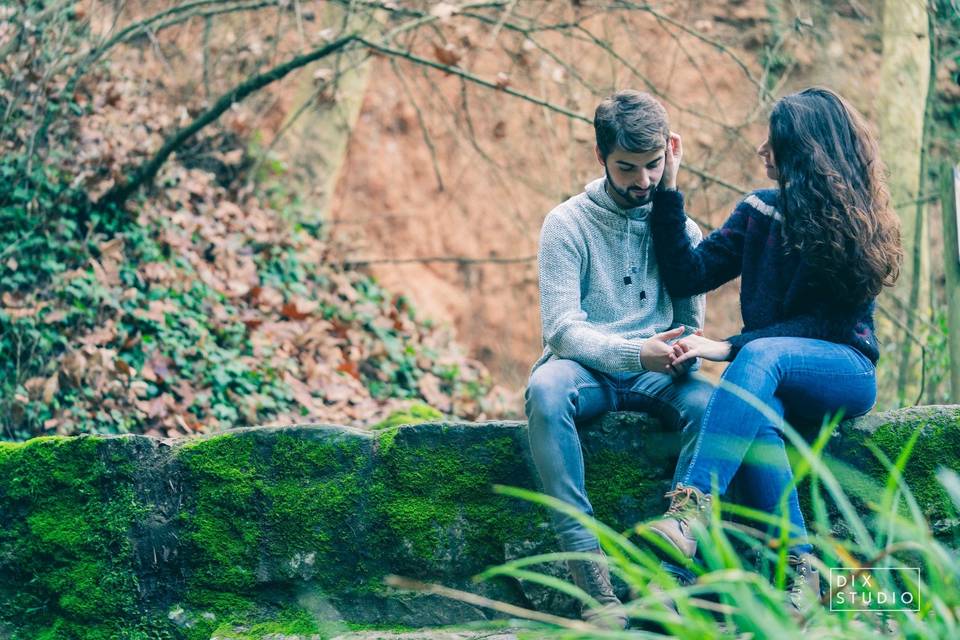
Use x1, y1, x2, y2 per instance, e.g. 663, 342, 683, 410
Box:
328, 1, 883, 404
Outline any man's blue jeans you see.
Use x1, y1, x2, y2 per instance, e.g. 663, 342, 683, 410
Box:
679, 337, 876, 554
525, 358, 714, 552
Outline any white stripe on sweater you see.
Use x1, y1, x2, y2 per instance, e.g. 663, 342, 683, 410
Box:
744, 194, 782, 222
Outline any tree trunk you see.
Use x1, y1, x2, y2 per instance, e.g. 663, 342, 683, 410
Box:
942, 163, 960, 402
876, 0, 931, 406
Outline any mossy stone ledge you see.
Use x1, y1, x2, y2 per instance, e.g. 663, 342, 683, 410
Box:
0, 406, 957, 638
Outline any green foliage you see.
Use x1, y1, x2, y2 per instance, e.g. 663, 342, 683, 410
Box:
0, 190, 491, 439
0, 154, 105, 439
759, 0, 795, 92
1, 0, 500, 443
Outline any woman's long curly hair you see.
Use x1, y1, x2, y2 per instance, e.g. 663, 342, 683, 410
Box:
769, 87, 902, 306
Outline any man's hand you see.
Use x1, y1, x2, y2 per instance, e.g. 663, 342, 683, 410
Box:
662, 132, 683, 191
640, 326, 685, 373
671, 332, 732, 365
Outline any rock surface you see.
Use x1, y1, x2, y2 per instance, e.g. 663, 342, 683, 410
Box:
0, 406, 957, 638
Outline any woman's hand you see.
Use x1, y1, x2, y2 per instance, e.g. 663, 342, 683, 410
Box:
662, 132, 683, 191
670, 331, 732, 365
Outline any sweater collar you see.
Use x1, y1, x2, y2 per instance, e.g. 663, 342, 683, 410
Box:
585, 177, 652, 221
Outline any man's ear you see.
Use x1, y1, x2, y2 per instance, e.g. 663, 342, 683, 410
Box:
595, 145, 605, 167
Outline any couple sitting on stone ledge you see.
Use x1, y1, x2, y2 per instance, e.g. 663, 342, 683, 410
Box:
525, 87, 902, 628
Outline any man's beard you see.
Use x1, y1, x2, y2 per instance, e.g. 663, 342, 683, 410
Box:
605, 168, 655, 207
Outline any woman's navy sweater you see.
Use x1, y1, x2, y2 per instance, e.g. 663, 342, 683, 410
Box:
649, 188, 880, 364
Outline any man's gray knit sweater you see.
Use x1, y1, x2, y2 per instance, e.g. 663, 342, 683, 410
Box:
533, 177, 705, 373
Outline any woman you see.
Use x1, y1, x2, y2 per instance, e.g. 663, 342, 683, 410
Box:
645, 87, 902, 612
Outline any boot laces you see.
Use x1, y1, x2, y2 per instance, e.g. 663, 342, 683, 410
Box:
664, 485, 705, 517
787, 555, 810, 595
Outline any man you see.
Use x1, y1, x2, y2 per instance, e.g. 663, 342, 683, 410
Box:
525, 90, 713, 628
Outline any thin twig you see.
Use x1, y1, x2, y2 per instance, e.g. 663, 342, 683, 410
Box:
359, 38, 749, 196
342, 255, 536, 267
384, 575, 594, 630
876, 302, 926, 406
613, 0, 770, 99
885, 294, 946, 335
389, 60, 445, 191
484, 0, 519, 47
892, 193, 939, 209
360, 37, 589, 122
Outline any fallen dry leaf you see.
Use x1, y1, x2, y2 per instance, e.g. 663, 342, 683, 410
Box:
432, 41, 462, 66
42, 373, 59, 403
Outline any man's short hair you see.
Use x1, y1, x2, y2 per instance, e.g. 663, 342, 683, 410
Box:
594, 90, 669, 159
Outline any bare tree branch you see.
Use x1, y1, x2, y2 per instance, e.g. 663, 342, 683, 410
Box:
360, 37, 589, 121
612, 0, 770, 99
359, 38, 750, 195
99, 33, 360, 208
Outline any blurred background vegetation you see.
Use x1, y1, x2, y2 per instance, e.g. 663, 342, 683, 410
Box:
1, 0, 958, 442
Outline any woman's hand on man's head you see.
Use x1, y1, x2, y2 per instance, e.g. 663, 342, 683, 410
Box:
661, 132, 683, 191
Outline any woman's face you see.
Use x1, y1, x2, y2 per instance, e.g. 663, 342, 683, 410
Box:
757, 138, 778, 181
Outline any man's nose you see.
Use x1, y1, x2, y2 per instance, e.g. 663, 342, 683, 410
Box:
636, 171, 651, 189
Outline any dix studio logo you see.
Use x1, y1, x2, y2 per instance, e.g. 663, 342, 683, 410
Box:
829, 567, 921, 611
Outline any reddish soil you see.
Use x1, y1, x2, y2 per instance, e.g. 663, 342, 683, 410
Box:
328, 1, 883, 408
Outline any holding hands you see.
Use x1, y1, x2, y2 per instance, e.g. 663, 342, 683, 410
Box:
640, 327, 686, 375
641, 327, 732, 378
671, 330, 732, 366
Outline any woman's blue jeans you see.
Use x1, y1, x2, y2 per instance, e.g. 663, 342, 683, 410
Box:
678, 337, 877, 554
525, 358, 714, 552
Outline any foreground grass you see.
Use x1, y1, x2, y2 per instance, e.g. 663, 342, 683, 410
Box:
413, 396, 960, 639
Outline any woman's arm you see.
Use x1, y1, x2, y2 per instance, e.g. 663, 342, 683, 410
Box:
670, 310, 863, 366
650, 189, 748, 296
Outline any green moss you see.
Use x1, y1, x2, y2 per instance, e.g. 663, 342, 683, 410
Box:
585, 450, 666, 532
794, 413, 960, 542
860, 418, 960, 525
179, 434, 262, 595
268, 434, 367, 594
370, 429, 547, 577
0, 436, 151, 639
208, 605, 326, 639
376, 425, 400, 452
371, 403, 444, 430
177, 430, 370, 614
27, 616, 177, 640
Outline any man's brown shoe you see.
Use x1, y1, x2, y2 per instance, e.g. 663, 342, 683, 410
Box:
647, 484, 712, 559
566, 548, 628, 629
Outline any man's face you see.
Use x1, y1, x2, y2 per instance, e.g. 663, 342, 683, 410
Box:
597, 145, 666, 208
